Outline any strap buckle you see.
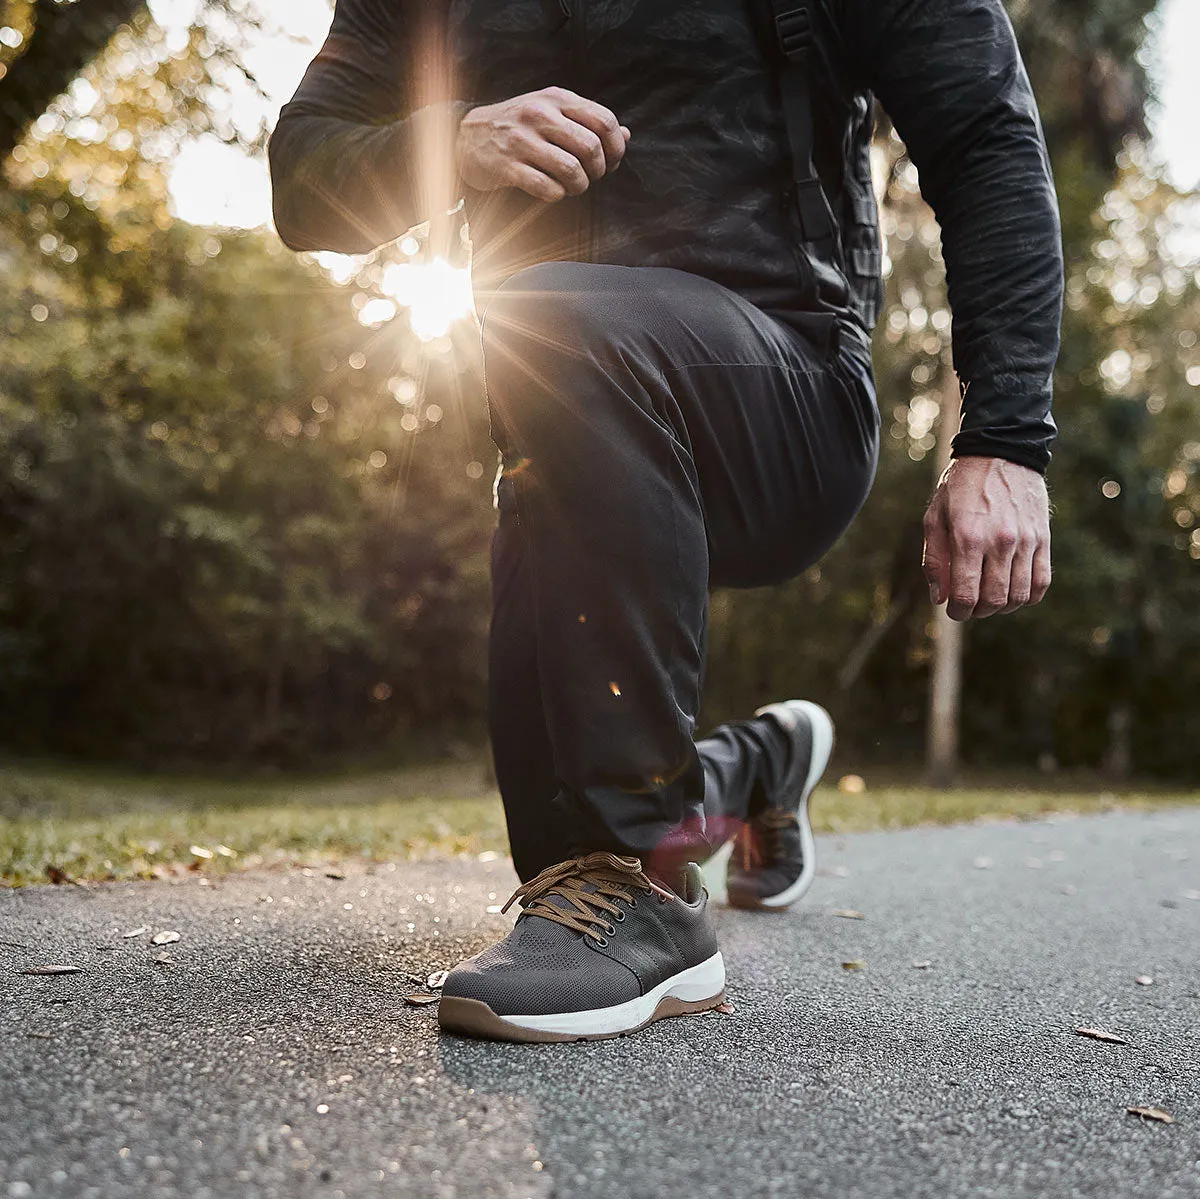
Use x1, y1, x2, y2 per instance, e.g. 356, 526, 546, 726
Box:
775, 5, 814, 62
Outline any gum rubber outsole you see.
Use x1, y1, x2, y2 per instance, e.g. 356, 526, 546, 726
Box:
437, 991, 727, 1044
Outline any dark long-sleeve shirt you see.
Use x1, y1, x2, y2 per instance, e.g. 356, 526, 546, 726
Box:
269, 0, 1064, 472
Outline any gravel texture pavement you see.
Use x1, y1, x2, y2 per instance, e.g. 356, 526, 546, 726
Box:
2, 808, 1198, 1198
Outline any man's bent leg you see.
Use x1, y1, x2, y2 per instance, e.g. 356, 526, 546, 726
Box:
482, 262, 710, 873
481, 262, 878, 870
444, 264, 877, 1041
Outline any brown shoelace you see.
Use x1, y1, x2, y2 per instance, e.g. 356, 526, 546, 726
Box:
737, 808, 800, 870
501, 852, 675, 944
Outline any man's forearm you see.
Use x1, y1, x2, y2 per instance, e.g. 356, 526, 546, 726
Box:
267, 0, 473, 256
269, 100, 472, 254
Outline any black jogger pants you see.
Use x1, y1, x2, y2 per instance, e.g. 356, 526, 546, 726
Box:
482, 262, 879, 883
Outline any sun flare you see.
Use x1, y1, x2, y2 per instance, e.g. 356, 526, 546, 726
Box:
378, 256, 475, 342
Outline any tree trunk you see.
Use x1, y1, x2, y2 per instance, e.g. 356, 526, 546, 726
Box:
927, 355, 964, 787
0, 0, 146, 162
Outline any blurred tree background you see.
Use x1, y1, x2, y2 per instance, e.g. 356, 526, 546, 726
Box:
1, 0, 1197, 778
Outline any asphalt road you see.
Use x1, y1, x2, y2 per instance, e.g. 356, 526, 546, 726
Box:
2, 808, 1198, 1199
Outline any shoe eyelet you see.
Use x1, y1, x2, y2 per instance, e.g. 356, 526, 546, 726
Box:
591, 935, 609, 949
629, 897, 638, 908
612, 910, 625, 923
605, 921, 617, 935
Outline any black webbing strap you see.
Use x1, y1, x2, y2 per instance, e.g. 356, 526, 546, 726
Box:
769, 1, 837, 246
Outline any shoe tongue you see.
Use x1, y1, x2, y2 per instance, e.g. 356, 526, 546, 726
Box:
517, 871, 606, 921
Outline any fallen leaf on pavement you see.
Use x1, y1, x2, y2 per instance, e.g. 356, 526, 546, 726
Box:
21, 966, 83, 976
325, 872, 346, 881
714, 1001, 735, 1014
1127, 1105, 1173, 1124
45, 866, 80, 886
404, 995, 438, 1007
151, 931, 181, 946
427, 970, 449, 989
831, 909, 865, 920
1075, 1026, 1128, 1045
912, 960, 933, 969
1135, 975, 1154, 986
153, 953, 173, 966
123, 927, 148, 939
841, 960, 867, 972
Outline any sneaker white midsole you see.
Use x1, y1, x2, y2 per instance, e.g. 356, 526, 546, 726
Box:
703, 700, 835, 908
498, 951, 725, 1037
758, 700, 832, 907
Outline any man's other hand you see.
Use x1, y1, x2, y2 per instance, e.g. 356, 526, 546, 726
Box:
456, 87, 631, 204
922, 456, 1051, 621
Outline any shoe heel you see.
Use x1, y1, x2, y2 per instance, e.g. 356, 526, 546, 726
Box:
666, 951, 725, 1002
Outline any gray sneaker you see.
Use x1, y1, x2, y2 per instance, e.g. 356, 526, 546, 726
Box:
726, 699, 834, 911
438, 852, 725, 1042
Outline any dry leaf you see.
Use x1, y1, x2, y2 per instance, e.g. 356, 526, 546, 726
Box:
45, 866, 79, 886
153, 953, 173, 966
1127, 1105, 1173, 1124
151, 931, 181, 946
841, 960, 867, 972
1135, 975, 1154, 986
21, 965, 83, 976
714, 1001, 735, 1014
832, 909, 865, 920
404, 994, 438, 1007
912, 960, 933, 969
1074, 1026, 1128, 1045
123, 927, 148, 939
325, 871, 346, 881
427, 970, 449, 989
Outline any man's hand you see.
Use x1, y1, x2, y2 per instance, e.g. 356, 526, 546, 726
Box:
456, 87, 630, 204
922, 456, 1051, 621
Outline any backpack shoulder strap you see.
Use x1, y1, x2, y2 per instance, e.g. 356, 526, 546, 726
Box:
762, 0, 838, 247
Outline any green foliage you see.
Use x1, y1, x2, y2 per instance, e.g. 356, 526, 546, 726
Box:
0, 184, 495, 763
0, 0, 1197, 780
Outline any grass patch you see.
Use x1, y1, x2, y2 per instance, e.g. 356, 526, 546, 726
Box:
809, 781, 1198, 834
1, 756, 1195, 886
0, 757, 506, 887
